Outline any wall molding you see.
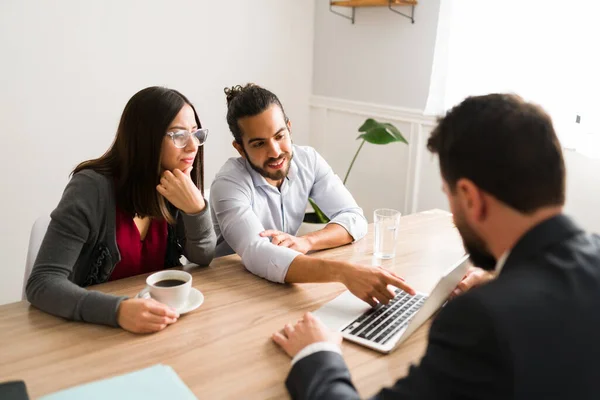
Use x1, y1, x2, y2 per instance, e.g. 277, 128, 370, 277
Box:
309, 95, 439, 216
309, 95, 437, 127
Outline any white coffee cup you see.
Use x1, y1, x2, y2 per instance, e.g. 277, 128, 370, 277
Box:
138, 270, 192, 309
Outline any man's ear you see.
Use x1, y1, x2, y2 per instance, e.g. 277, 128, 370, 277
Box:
232, 141, 245, 158
287, 119, 292, 133
455, 178, 487, 223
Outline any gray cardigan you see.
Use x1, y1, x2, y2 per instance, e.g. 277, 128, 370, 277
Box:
26, 170, 216, 327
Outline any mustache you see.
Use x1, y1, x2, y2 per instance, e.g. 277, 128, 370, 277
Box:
265, 154, 287, 164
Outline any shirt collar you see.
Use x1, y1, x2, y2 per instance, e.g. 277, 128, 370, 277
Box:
494, 250, 510, 276
247, 161, 271, 188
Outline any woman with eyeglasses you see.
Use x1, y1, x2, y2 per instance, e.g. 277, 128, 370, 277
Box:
26, 87, 216, 333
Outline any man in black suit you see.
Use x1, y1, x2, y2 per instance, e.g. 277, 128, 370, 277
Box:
272, 93, 600, 399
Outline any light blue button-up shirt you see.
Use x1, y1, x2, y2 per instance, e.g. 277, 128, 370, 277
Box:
210, 145, 367, 283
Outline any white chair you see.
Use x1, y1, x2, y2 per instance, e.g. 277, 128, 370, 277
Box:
23, 216, 51, 300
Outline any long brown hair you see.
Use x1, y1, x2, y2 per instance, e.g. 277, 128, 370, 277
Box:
73, 86, 204, 224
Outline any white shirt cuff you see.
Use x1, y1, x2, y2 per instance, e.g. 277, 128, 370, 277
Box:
291, 341, 342, 366
268, 246, 302, 283
329, 213, 368, 242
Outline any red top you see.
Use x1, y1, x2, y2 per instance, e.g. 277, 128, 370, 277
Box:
109, 207, 168, 281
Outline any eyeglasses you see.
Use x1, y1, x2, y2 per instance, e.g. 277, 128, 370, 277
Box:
166, 128, 209, 149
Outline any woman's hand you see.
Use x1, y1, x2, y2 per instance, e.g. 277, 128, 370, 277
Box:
117, 298, 179, 334
156, 166, 205, 214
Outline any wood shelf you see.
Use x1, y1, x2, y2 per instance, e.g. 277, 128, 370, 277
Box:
329, 0, 417, 24
330, 0, 417, 7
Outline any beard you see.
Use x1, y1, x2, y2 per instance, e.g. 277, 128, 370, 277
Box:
244, 150, 293, 181
454, 209, 497, 271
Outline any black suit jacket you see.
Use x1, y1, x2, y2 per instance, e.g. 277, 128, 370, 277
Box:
286, 215, 600, 399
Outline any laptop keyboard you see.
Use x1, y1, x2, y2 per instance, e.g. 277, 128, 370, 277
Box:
342, 289, 427, 345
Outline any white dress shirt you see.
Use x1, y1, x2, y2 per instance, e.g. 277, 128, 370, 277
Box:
210, 145, 368, 283
494, 251, 510, 276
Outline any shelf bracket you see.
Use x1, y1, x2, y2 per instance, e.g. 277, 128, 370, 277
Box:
330, 3, 356, 24
388, 1, 415, 24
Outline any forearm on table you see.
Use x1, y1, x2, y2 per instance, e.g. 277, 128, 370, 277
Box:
284, 255, 350, 284
28, 275, 126, 327
302, 223, 353, 252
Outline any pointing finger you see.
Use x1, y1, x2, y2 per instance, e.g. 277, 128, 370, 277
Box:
384, 273, 415, 295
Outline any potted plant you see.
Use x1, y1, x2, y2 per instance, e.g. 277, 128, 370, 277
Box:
299, 118, 408, 234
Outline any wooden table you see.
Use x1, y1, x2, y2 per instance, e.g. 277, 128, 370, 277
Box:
0, 209, 464, 399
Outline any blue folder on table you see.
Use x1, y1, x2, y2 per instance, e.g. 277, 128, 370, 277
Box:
40, 364, 196, 400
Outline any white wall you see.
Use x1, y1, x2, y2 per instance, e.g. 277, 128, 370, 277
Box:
310, 96, 600, 236
309, 96, 441, 222
0, 0, 315, 305
564, 151, 600, 233
312, 0, 441, 109
309, 0, 600, 236
310, 0, 443, 221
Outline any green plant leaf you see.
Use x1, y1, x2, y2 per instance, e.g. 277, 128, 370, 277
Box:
308, 198, 330, 223
357, 118, 380, 132
357, 118, 408, 145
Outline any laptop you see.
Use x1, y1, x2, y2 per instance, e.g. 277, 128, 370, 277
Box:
314, 255, 470, 353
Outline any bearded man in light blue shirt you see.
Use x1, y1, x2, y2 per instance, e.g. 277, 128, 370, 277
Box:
210, 83, 413, 306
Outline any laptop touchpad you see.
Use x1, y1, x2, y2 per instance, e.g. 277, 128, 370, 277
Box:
313, 291, 371, 330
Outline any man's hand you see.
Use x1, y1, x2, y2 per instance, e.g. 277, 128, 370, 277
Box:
156, 167, 205, 214
117, 298, 179, 334
341, 264, 415, 307
450, 266, 495, 298
272, 312, 342, 358
260, 230, 312, 254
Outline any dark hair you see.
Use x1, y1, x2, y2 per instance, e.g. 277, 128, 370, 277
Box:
427, 93, 565, 213
224, 83, 288, 144
73, 86, 204, 223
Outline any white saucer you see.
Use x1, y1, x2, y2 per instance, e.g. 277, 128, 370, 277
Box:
137, 288, 204, 315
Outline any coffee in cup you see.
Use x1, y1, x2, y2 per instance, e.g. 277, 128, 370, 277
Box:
139, 270, 192, 309
154, 279, 186, 288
